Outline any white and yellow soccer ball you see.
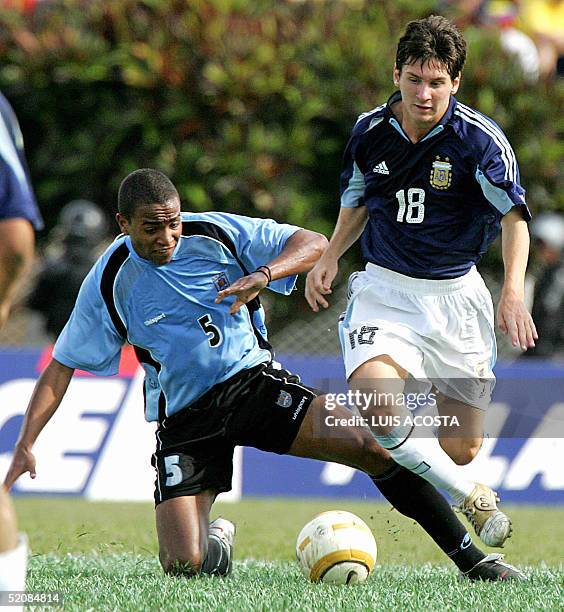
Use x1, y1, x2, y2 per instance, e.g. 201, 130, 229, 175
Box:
296, 510, 377, 584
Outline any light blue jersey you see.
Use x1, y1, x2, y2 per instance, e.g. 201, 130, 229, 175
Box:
54, 212, 300, 422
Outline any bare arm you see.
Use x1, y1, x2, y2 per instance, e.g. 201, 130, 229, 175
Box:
262, 228, 328, 280
0, 218, 35, 328
497, 208, 538, 351
215, 228, 328, 315
4, 358, 75, 489
305, 206, 368, 311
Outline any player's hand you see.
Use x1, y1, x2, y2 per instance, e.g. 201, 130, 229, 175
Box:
305, 257, 338, 312
3, 444, 36, 490
497, 290, 538, 351
215, 272, 269, 315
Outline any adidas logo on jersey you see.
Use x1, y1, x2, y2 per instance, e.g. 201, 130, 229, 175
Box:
372, 161, 389, 174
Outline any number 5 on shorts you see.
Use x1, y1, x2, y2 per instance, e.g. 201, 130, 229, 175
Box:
164, 454, 183, 487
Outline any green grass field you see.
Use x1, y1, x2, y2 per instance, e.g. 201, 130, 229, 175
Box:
15, 497, 564, 611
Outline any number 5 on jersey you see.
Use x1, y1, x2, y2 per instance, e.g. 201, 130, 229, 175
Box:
396, 188, 425, 223
198, 313, 223, 347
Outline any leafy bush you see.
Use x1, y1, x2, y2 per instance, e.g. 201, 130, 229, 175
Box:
0, 0, 561, 252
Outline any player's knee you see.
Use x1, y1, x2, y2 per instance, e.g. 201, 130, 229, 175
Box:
160, 548, 204, 577
161, 554, 203, 577
442, 439, 481, 465
455, 444, 480, 465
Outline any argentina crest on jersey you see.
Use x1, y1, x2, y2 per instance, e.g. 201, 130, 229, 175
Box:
430, 155, 452, 190
212, 272, 230, 292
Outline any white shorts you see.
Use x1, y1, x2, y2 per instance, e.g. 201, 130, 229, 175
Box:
339, 263, 496, 410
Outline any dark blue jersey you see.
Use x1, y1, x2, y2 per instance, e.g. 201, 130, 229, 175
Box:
340, 93, 530, 279
0, 92, 42, 229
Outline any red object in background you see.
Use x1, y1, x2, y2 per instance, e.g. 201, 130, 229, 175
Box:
2, 0, 39, 13
36, 344, 140, 377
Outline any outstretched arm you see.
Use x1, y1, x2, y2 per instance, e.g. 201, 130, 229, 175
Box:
4, 359, 74, 489
305, 206, 368, 311
0, 219, 35, 328
497, 208, 538, 351
215, 228, 328, 315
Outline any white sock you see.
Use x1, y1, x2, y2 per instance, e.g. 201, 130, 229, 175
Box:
0, 533, 28, 590
379, 434, 474, 505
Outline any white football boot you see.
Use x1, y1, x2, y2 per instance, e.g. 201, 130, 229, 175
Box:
456, 483, 512, 547
208, 517, 236, 576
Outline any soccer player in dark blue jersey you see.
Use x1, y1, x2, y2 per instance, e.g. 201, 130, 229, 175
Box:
5, 169, 525, 580
0, 91, 42, 327
0, 91, 41, 591
306, 15, 536, 554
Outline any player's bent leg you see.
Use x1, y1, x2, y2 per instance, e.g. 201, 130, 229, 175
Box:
436, 393, 512, 547
439, 437, 483, 466
347, 356, 513, 547
287, 395, 394, 476
151, 399, 237, 577
349, 355, 410, 440
436, 393, 485, 465
287, 395, 488, 574
348, 356, 475, 503
243, 363, 519, 578
156, 490, 218, 576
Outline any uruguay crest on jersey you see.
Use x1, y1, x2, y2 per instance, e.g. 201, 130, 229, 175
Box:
276, 390, 293, 408
430, 156, 452, 190
213, 272, 230, 292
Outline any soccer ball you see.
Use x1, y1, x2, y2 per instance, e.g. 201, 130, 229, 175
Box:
296, 510, 377, 584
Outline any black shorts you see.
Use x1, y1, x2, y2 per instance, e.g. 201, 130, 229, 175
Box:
151, 362, 317, 505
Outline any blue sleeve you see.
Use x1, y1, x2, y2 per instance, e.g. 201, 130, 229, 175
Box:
53, 266, 124, 375
475, 132, 531, 221
340, 134, 366, 209
200, 213, 301, 295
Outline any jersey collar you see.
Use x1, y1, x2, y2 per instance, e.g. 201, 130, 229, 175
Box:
385, 91, 457, 142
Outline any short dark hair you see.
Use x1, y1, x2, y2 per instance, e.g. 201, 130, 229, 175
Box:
395, 15, 467, 81
118, 168, 179, 220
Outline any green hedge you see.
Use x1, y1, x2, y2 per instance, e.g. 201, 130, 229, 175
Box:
0, 0, 562, 245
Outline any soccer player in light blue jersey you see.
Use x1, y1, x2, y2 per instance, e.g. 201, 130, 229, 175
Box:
6, 169, 525, 580
306, 15, 536, 556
